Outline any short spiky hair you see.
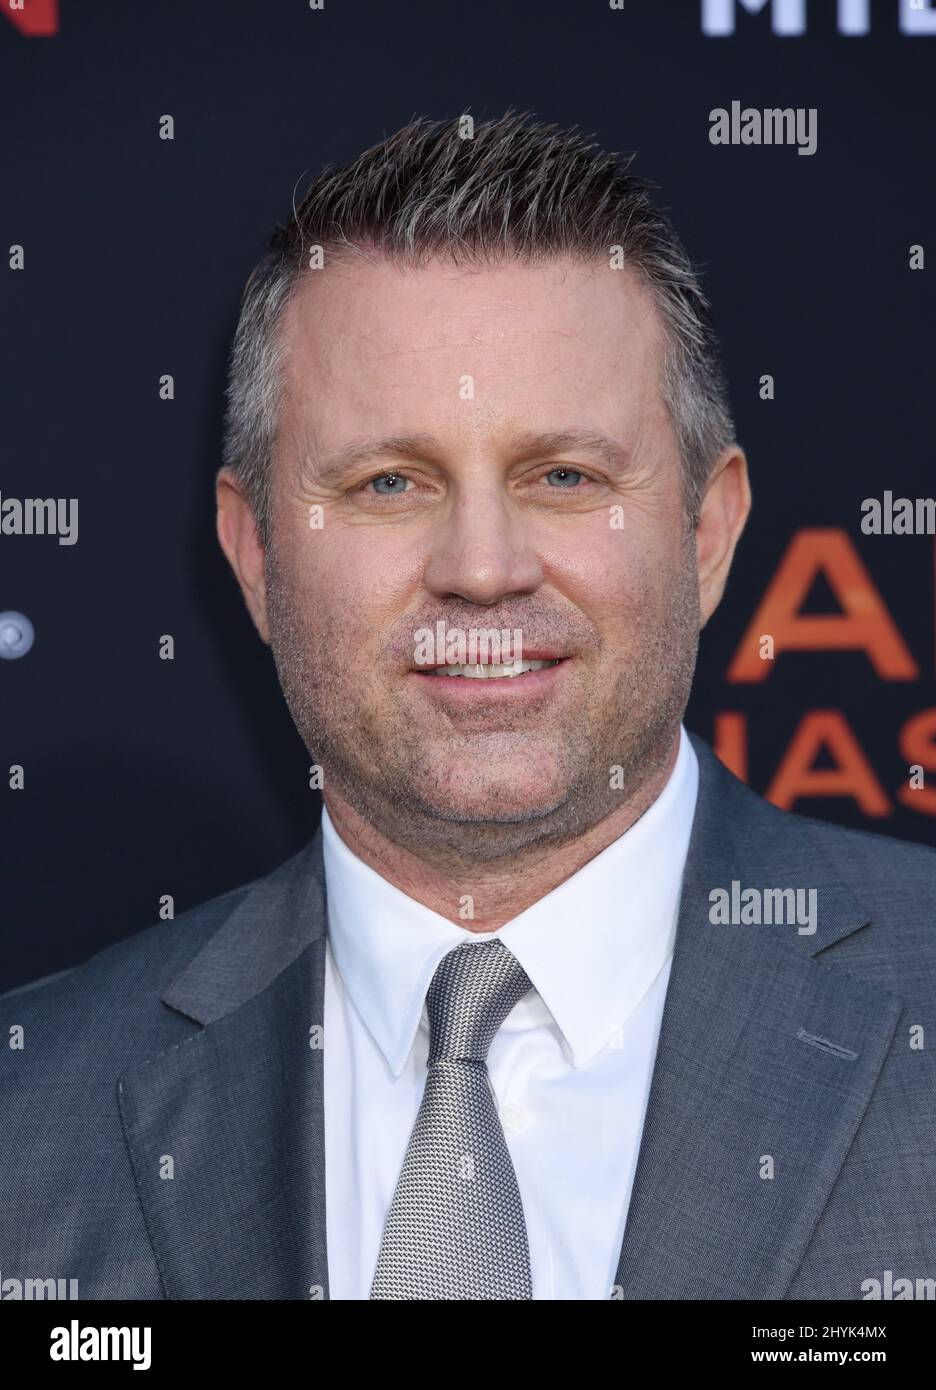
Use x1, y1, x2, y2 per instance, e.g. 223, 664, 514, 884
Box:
221, 110, 736, 542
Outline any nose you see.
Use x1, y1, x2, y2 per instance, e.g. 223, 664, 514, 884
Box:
421, 486, 544, 606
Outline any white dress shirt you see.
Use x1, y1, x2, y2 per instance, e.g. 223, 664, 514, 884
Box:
322, 722, 699, 1300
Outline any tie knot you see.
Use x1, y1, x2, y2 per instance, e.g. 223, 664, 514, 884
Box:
426, 939, 532, 1065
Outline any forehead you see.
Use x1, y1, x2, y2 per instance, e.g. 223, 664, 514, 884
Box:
276, 255, 670, 454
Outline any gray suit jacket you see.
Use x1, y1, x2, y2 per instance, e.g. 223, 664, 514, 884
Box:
2, 732, 935, 1300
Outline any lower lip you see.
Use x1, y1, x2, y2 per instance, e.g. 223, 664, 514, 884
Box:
409, 660, 567, 701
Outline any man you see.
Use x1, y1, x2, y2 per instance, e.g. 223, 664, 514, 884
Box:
2, 112, 935, 1302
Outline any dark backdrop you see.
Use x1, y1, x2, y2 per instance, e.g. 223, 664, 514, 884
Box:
2, 0, 934, 991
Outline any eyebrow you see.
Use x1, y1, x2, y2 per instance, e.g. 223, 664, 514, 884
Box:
312, 428, 632, 484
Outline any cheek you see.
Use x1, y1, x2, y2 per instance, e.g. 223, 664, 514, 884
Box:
543, 516, 677, 616
291, 526, 424, 649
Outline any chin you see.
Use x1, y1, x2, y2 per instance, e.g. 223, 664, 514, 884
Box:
416, 771, 568, 825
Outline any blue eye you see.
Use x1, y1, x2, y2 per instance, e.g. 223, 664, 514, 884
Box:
545, 467, 582, 487
371, 473, 409, 495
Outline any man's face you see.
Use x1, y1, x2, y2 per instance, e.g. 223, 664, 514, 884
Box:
259, 255, 703, 855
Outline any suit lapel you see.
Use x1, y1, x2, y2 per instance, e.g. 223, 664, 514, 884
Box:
118, 833, 331, 1300
118, 735, 904, 1301
614, 736, 903, 1298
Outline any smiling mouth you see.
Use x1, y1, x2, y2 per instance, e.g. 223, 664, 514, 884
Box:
417, 658, 562, 680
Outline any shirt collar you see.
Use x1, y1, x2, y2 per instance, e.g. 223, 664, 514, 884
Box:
322, 723, 699, 1075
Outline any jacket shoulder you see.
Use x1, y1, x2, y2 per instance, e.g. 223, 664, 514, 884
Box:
1, 868, 271, 1084
693, 731, 936, 898
792, 806, 936, 890
790, 807, 936, 960
714, 752, 936, 985
690, 732, 936, 967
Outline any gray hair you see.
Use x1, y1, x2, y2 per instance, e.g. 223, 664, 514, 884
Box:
221, 110, 737, 543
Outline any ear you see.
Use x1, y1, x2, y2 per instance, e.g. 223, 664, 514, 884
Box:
215, 469, 271, 644
696, 446, 751, 628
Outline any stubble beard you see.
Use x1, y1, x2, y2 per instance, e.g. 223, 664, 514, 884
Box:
264, 527, 701, 867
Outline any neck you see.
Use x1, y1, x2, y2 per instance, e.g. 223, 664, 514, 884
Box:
322, 730, 681, 933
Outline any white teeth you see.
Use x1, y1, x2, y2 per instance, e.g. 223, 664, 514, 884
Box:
427, 659, 561, 679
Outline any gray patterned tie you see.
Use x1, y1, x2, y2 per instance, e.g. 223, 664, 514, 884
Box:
370, 938, 534, 1300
